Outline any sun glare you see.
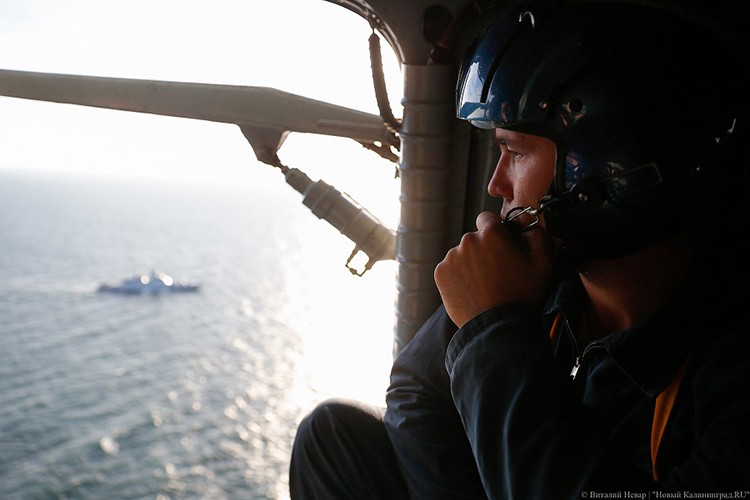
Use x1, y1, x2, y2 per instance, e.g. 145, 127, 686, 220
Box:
0, 0, 404, 400
1, 2, 406, 497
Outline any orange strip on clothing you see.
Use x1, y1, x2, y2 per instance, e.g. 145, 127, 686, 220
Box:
549, 312, 564, 347
651, 354, 692, 482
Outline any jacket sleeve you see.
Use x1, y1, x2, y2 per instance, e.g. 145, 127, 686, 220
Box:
445, 305, 653, 498
385, 306, 489, 499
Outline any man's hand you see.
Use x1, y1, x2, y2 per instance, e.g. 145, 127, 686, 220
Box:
434, 211, 554, 328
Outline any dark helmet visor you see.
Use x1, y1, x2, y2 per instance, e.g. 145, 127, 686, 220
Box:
455, 2, 535, 129
458, 5, 597, 140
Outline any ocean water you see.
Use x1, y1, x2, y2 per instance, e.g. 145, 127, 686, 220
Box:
0, 169, 396, 499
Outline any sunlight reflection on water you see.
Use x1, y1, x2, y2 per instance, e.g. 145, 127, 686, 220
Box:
0, 170, 399, 499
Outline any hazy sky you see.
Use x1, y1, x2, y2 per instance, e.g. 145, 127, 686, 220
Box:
0, 1, 409, 417
0, 0, 402, 217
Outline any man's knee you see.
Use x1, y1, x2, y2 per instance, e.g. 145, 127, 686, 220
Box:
297, 398, 385, 446
294, 398, 355, 450
290, 399, 404, 499
296, 399, 338, 436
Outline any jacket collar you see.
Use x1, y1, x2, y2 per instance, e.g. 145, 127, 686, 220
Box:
545, 274, 697, 399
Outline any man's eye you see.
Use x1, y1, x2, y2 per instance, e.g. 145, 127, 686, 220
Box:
496, 141, 519, 157
495, 139, 522, 161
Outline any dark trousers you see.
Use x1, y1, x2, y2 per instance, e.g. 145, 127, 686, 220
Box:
289, 398, 410, 499
289, 306, 486, 499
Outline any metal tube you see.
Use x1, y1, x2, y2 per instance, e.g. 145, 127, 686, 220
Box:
284, 168, 396, 276
394, 64, 455, 352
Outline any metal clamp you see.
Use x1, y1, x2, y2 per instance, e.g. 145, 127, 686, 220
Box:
502, 206, 541, 233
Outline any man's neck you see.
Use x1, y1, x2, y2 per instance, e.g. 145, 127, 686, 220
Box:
579, 232, 695, 340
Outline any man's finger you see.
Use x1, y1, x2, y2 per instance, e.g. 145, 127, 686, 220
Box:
476, 211, 503, 231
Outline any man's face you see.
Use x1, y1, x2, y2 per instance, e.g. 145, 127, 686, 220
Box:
488, 129, 556, 223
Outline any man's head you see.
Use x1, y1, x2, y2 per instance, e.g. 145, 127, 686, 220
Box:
457, 0, 749, 261
488, 129, 555, 223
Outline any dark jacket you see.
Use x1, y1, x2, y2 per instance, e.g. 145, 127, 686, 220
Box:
385, 275, 750, 499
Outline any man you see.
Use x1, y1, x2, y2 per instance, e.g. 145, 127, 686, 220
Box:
290, 0, 750, 497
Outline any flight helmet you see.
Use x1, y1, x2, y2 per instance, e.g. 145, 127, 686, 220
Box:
456, 0, 747, 260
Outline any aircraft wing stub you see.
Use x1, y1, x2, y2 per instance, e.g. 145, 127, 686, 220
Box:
0, 69, 394, 146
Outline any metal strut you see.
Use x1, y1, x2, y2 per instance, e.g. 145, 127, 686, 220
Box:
394, 64, 455, 351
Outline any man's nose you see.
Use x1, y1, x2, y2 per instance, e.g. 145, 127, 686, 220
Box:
487, 159, 512, 199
